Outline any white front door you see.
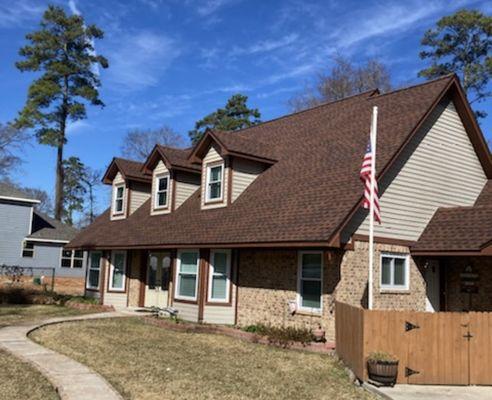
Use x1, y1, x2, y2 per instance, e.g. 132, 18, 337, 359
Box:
425, 260, 440, 312
144, 252, 170, 308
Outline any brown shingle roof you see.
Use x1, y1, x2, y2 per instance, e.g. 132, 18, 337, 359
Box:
28, 211, 79, 242
475, 180, 492, 206
411, 205, 492, 253
69, 75, 488, 249
102, 158, 150, 184
156, 146, 200, 171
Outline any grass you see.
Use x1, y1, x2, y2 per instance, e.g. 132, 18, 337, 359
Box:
0, 349, 59, 400
0, 304, 92, 328
31, 317, 375, 400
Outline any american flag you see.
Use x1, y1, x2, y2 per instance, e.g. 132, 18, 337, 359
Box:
360, 140, 381, 224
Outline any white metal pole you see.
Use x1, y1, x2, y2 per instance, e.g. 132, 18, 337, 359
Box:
368, 106, 378, 310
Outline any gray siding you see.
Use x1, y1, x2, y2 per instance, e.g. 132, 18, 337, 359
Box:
0, 201, 32, 266
352, 100, 487, 241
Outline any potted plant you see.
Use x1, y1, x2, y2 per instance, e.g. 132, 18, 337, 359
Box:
312, 324, 325, 342
367, 351, 399, 386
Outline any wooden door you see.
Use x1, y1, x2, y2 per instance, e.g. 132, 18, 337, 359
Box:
406, 312, 469, 385
469, 312, 492, 385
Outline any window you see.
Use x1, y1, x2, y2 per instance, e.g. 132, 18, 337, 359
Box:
109, 251, 127, 291
175, 250, 199, 300
61, 250, 84, 268
206, 164, 223, 202
297, 251, 323, 313
381, 253, 409, 290
208, 250, 231, 302
86, 252, 102, 290
155, 175, 169, 209
22, 241, 34, 258
113, 184, 125, 214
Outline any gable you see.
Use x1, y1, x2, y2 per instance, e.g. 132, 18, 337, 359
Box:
351, 99, 487, 242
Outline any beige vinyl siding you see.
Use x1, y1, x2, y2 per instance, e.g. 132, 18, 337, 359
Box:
151, 160, 172, 215
173, 302, 199, 322
201, 145, 229, 209
203, 284, 236, 324
102, 253, 127, 309
175, 172, 200, 209
110, 172, 126, 221
355, 100, 487, 241
129, 182, 151, 214
231, 158, 265, 202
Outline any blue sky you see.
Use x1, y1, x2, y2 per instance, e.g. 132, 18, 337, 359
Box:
0, 0, 491, 216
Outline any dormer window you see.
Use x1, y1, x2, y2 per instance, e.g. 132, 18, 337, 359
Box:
155, 175, 170, 209
113, 184, 125, 214
206, 164, 224, 202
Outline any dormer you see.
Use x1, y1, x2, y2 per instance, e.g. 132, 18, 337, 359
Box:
188, 130, 278, 210
102, 158, 152, 220
143, 145, 201, 215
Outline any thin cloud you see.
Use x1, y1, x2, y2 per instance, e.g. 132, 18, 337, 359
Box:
231, 33, 299, 56
105, 31, 181, 92
194, 0, 238, 16
0, 0, 44, 27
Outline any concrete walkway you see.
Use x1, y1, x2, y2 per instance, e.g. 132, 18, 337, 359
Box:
377, 384, 492, 400
0, 312, 126, 400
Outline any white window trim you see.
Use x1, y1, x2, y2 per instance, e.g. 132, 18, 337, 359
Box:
207, 249, 231, 303
296, 250, 323, 314
175, 249, 200, 301
109, 250, 127, 292
112, 183, 125, 215
205, 163, 224, 202
380, 253, 410, 291
21, 240, 34, 258
154, 174, 170, 209
86, 251, 102, 290
60, 249, 84, 268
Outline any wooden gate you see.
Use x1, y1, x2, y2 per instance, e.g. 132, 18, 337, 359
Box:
335, 302, 492, 385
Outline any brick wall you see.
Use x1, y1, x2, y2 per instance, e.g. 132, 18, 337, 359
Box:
236, 242, 427, 341
444, 257, 492, 312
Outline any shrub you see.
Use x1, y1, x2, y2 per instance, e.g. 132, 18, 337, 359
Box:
243, 324, 316, 347
367, 351, 398, 363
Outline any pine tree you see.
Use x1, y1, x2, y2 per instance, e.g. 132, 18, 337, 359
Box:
62, 156, 87, 226
14, 5, 108, 220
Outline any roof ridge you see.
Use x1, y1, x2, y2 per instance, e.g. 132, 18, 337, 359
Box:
114, 156, 143, 165
157, 144, 190, 152
370, 73, 456, 100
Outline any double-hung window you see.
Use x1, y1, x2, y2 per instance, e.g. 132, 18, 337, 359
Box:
208, 250, 231, 303
175, 250, 199, 300
109, 251, 127, 291
381, 253, 409, 290
297, 251, 323, 313
113, 184, 125, 214
155, 175, 169, 209
206, 164, 223, 202
61, 250, 84, 268
86, 251, 102, 290
22, 241, 34, 258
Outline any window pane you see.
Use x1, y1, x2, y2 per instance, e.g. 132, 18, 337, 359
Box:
74, 250, 83, 258
73, 259, 83, 268
22, 250, 33, 258
301, 281, 321, 309
158, 192, 167, 206
381, 257, 391, 285
90, 253, 101, 269
61, 258, 71, 268
148, 256, 157, 289
302, 253, 322, 279
62, 250, 72, 258
179, 274, 196, 297
394, 258, 406, 286
89, 269, 99, 288
24, 242, 34, 250
112, 253, 125, 289
209, 182, 221, 199
116, 199, 123, 212
212, 276, 227, 299
158, 177, 168, 191
116, 186, 124, 198
180, 253, 198, 273
210, 166, 222, 181
213, 253, 228, 275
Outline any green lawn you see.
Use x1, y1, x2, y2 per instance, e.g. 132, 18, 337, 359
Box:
0, 304, 91, 328
31, 317, 375, 400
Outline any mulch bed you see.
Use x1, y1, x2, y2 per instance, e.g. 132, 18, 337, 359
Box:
142, 316, 335, 353
64, 300, 114, 312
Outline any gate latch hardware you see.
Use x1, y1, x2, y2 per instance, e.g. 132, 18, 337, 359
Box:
463, 331, 474, 341
405, 367, 420, 378
405, 321, 420, 331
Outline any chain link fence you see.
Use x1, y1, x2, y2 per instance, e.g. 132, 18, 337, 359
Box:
0, 265, 55, 292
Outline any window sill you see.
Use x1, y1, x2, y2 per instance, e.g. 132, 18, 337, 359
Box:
295, 309, 323, 317
204, 198, 224, 205
379, 289, 411, 295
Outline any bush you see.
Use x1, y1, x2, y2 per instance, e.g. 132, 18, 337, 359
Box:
0, 287, 96, 306
243, 324, 316, 346
367, 351, 398, 363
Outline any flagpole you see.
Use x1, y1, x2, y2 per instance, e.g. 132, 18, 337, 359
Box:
368, 106, 378, 310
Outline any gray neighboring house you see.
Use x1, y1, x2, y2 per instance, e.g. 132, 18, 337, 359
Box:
0, 183, 87, 292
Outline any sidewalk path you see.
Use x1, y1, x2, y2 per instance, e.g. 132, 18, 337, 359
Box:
0, 311, 127, 400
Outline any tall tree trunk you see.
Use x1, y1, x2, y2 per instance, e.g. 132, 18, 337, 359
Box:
89, 185, 94, 222
54, 135, 64, 220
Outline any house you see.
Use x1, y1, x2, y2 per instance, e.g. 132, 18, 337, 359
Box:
67, 74, 491, 340
0, 183, 87, 294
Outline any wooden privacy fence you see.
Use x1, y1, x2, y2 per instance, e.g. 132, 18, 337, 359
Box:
335, 301, 492, 385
